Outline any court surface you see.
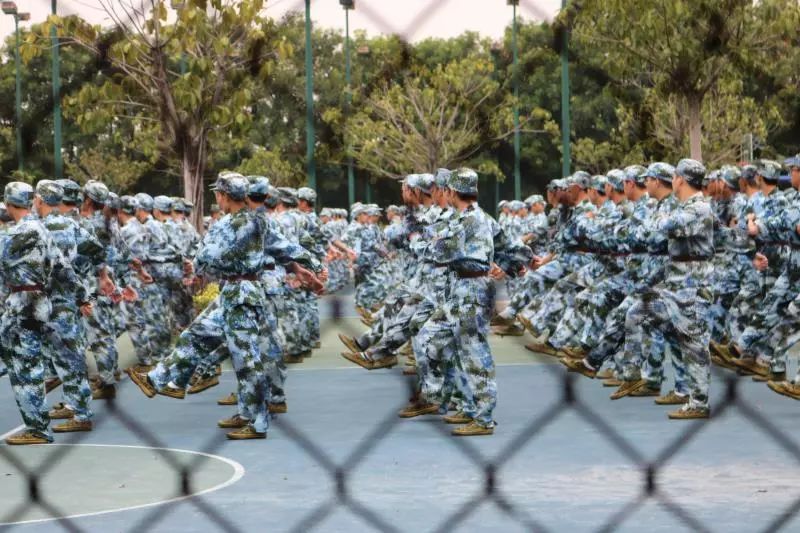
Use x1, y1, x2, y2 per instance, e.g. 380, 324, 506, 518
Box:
0, 293, 798, 532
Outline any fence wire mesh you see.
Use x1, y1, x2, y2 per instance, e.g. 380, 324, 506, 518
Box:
1, 1, 799, 532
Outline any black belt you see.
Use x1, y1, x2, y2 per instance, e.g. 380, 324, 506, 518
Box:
9, 284, 44, 293
457, 271, 487, 279
672, 255, 712, 262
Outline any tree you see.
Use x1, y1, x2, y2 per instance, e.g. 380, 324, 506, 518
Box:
26, 0, 284, 227
568, 0, 798, 162
345, 54, 524, 179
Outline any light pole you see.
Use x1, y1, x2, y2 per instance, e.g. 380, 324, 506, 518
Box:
490, 40, 503, 216
356, 44, 371, 203
50, 0, 63, 178
508, 0, 521, 200
304, 0, 316, 191
341, 0, 355, 206
560, 0, 571, 177
2, 2, 29, 171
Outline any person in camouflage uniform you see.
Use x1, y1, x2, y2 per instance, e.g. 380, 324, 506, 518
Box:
1, 182, 83, 444
569, 160, 714, 419
35, 180, 103, 433
134, 193, 182, 366
297, 187, 328, 351
127, 173, 322, 440
726, 160, 799, 381
117, 195, 159, 371
563, 163, 675, 401
79, 181, 127, 400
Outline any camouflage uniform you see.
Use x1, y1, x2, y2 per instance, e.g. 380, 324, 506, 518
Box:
0, 183, 78, 441
734, 162, 793, 367
80, 181, 126, 388
38, 181, 102, 423
147, 175, 318, 435
621, 161, 714, 411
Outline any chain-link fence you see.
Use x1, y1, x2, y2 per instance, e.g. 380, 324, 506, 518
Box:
1, 1, 799, 531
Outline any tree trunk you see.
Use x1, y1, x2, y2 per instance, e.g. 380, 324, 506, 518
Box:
182, 135, 207, 231
687, 94, 703, 162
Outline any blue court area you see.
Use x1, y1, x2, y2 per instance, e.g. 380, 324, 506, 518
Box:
0, 294, 799, 532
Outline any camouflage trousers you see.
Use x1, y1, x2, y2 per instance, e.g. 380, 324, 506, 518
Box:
0, 315, 51, 440
325, 258, 350, 294
149, 299, 269, 433
549, 271, 631, 351
169, 282, 195, 331
502, 259, 565, 318
141, 283, 173, 361
123, 289, 156, 367
524, 259, 603, 338
280, 287, 313, 357
413, 297, 456, 410
261, 297, 288, 405
587, 293, 666, 380
739, 250, 800, 369
449, 276, 497, 428
354, 264, 389, 311
44, 301, 93, 422
708, 254, 761, 342
301, 291, 320, 345
84, 295, 119, 386
622, 288, 708, 408
362, 292, 419, 360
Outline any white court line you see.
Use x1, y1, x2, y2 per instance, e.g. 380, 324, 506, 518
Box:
0, 425, 25, 441
0, 443, 246, 527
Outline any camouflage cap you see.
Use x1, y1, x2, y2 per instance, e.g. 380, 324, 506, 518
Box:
319, 207, 332, 217
107, 192, 121, 210
644, 162, 675, 183
83, 180, 110, 205
509, 200, 525, 212
675, 159, 707, 188
498, 200, 509, 207
351, 204, 365, 217
56, 179, 82, 204
448, 168, 479, 195
366, 204, 382, 216
277, 187, 298, 206
297, 187, 317, 203
264, 185, 280, 208
247, 176, 270, 198
417, 173, 435, 194
35, 180, 64, 206
134, 192, 154, 211
720, 165, 741, 191
525, 194, 545, 205
623, 165, 647, 185
4, 182, 34, 209
403, 174, 421, 190
703, 169, 721, 188
591, 175, 608, 193
183, 200, 194, 213
153, 195, 172, 213
170, 197, 185, 212
119, 195, 137, 215
741, 164, 757, 183
0, 202, 10, 223
571, 171, 591, 189
784, 154, 800, 169
434, 168, 451, 188
211, 172, 248, 200
606, 169, 625, 192
756, 159, 782, 182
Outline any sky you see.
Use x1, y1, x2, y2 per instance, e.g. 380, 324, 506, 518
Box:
1, 0, 561, 43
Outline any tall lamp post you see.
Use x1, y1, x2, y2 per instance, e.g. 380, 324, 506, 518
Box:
357, 44, 371, 203
340, 0, 355, 206
490, 40, 503, 216
507, 0, 521, 200
304, 0, 316, 190
51, 0, 62, 178
3, 2, 29, 171
560, 0, 571, 177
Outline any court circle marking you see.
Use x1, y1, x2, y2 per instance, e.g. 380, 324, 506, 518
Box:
0, 443, 246, 526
